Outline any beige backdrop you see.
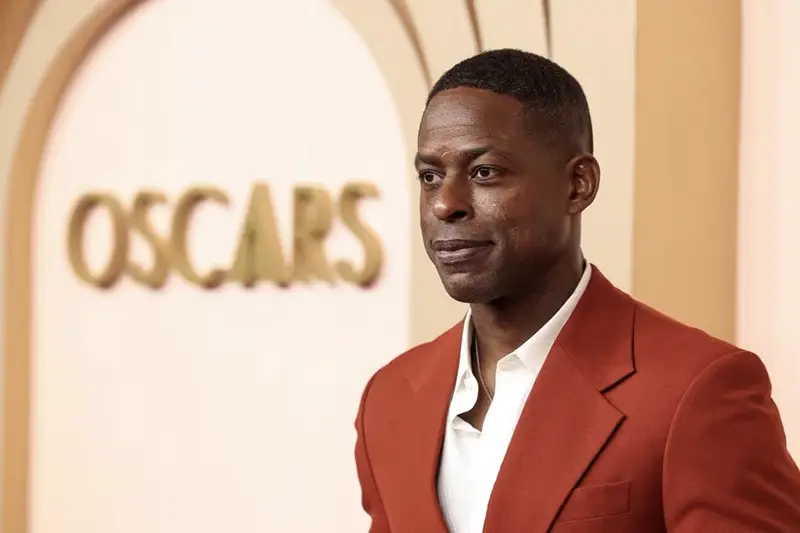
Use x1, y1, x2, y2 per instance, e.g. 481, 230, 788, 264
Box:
0, 0, 741, 531
633, 0, 740, 343
737, 0, 800, 463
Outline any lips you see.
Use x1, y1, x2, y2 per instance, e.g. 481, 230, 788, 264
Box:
431, 239, 493, 265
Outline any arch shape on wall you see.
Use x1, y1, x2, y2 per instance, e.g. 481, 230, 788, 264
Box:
3, 4, 151, 530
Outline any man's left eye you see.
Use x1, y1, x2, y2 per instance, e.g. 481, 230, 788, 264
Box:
473, 166, 498, 179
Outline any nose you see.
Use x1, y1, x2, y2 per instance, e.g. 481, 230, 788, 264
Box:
431, 177, 472, 222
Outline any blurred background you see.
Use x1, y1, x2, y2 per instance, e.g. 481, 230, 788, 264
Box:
0, 0, 795, 531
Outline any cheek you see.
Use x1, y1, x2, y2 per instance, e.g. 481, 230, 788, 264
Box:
473, 191, 515, 231
475, 192, 507, 215
502, 204, 563, 252
418, 197, 431, 223
506, 224, 548, 251
419, 210, 436, 237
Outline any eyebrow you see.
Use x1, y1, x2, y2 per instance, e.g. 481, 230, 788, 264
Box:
413, 145, 508, 167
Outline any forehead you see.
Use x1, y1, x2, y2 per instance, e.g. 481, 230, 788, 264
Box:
417, 87, 531, 155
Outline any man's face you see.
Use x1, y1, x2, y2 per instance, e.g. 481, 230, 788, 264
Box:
416, 87, 577, 303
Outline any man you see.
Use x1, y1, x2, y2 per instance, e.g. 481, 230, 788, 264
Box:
353, 49, 800, 532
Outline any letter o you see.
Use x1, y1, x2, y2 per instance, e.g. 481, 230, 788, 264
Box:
66, 193, 129, 289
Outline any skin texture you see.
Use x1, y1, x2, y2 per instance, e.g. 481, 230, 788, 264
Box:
416, 87, 600, 425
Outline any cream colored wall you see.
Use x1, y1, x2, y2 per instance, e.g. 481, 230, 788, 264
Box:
737, 0, 800, 460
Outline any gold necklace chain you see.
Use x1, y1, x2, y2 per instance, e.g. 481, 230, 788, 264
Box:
473, 333, 493, 401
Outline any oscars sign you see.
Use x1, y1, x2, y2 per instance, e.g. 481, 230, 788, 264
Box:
65, 181, 383, 290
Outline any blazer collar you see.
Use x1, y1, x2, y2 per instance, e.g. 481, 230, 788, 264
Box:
407, 264, 635, 395
556, 264, 636, 391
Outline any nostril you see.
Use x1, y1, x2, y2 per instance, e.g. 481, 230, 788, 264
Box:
432, 203, 470, 222
448, 209, 469, 222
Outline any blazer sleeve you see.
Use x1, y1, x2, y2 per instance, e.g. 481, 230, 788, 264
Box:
663, 350, 800, 531
355, 373, 391, 533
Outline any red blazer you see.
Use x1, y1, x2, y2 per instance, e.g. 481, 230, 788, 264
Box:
354, 266, 800, 532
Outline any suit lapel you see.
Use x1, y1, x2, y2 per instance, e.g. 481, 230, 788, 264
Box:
482, 342, 625, 531
483, 266, 636, 532
401, 323, 463, 532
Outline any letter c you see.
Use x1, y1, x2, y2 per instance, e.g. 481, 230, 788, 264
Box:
170, 187, 230, 288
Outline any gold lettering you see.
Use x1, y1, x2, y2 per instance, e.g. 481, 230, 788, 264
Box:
126, 191, 170, 289
65, 182, 384, 290
292, 186, 335, 284
336, 182, 383, 287
171, 187, 229, 289
229, 183, 290, 287
66, 193, 129, 289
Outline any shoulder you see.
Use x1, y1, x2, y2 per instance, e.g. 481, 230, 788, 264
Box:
356, 322, 462, 409
641, 307, 800, 527
630, 299, 767, 391
633, 300, 737, 355
381, 336, 446, 378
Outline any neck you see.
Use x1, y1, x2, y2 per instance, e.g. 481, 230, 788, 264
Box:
470, 253, 584, 365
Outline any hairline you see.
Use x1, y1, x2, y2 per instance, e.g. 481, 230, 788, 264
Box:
424, 85, 591, 156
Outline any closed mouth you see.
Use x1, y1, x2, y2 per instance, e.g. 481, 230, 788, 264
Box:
431, 239, 493, 252
431, 239, 493, 265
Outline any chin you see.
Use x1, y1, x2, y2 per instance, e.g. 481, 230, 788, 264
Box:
439, 272, 499, 304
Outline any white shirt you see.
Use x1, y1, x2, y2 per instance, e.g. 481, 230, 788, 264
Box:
437, 265, 592, 533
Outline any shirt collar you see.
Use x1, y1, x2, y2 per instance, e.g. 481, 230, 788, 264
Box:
454, 262, 593, 384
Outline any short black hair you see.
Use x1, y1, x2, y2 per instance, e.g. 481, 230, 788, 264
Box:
426, 48, 594, 154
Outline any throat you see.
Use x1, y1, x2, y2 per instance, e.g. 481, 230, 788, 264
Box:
470, 261, 584, 364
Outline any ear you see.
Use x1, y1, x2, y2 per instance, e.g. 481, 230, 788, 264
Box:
566, 153, 600, 215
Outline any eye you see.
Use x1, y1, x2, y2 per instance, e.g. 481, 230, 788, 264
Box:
471, 166, 501, 181
418, 170, 442, 185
